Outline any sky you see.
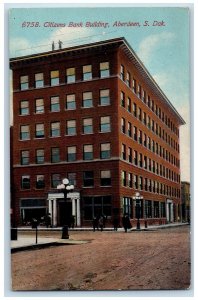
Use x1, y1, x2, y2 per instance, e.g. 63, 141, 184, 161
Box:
8, 6, 190, 182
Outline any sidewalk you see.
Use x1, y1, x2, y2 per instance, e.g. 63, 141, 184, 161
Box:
11, 222, 189, 252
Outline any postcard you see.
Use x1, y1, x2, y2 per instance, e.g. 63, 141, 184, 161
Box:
9, 6, 191, 292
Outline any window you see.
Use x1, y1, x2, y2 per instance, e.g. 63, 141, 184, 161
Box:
138, 84, 142, 99
134, 150, 138, 165
152, 120, 155, 132
83, 144, 93, 160
36, 149, 44, 164
67, 146, 76, 162
143, 90, 146, 103
83, 196, 112, 220
100, 143, 110, 159
139, 176, 143, 190
148, 136, 151, 150
83, 92, 93, 108
100, 116, 110, 132
66, 120, 76, 135
20, 75, 29, 90
134, 174, 138, 189
51, 122, 60, 137
121, 91, 125, 107
148, 158, 152, 171
121, 117, 126, 134
132, 78, 137, 93
20, 100, 29, 115
67, 173, 76, 186
128, 147, 132, 163
100, 62, 110, 78
138, 107, 142, 121
120, 65, 124, 80
143, 112, 146, 125
122, 144, 126, 160
139, 153, 143, 167
144, 178, 148, 191
138, 130, 142, 144
83, 118, 93, 134
122, 171, 127, 186
147, 116, 151, 129
66, 68, 75, 83
35, 98, 44, 113
123, 197, 133, 218
133, 126, 137, 141
20, 125, 30, 140
35, 123, 44, 138
35, 73, 44, 88
50, 96, 60, 112
144, 156, 147, 169
21, 175, 30, 189
100, 89, 110, 106
127, 97, 131, 112
66, 94, 76, 110
83, 171, 94, 187
36, 175, 45, 189
50, 70, 59, 86
128, 122, 132, 137
147, 95, 151, 108
100, 170, 111, 186
143, 133, 147, 147
21, 150, 29, 165
51, 147, 60, 163
83, 65, 92, 80
51, 174, 61, 188
128, 173, 132, 188
145, 200, 152, 218
133, 102, 137, 117
126, 72, 131, 87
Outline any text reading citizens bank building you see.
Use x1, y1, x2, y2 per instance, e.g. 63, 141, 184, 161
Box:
10, 37, 185, 227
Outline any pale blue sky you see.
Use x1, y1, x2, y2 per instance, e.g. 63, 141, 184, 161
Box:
9, 7, 190, 181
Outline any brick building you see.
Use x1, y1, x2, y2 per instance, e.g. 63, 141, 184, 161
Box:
181, 181, 190, 222
10, 37, 185, 227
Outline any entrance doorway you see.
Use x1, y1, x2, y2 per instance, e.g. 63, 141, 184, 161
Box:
58, 202, 72, 226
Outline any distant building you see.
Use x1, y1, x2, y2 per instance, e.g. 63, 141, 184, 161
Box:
181, 181, 190, 222
10, 37, 185, 227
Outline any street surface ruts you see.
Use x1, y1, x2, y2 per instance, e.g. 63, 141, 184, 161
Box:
11, 226, 191, 291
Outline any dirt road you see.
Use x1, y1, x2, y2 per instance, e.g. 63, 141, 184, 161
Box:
11, 226, 191, 291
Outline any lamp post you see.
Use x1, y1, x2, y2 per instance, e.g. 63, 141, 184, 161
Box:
133, 192, 143, 230
57, 178, 74, 239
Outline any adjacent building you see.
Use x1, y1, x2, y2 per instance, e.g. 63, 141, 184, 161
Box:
181, 181, 190, 222
10, 37, 185, 227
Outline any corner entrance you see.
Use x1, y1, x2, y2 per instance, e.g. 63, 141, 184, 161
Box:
58, 202, 72, 226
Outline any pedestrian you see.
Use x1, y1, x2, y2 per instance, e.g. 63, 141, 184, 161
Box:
45, 213, 51, 228
70, 215, 75, 229
93, 217, 98, 232
122, 214, 131, 232
113, 216, 119, 231
98, 216, 104, 231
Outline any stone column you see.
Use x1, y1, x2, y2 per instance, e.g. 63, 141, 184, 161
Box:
53, 199, 57, 227
72, 198, 76, 216
48, 199, 52, 216
76, 197, 81, 226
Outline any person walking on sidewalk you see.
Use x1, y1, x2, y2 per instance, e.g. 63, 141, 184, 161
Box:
93, 217, 98, 232
98, 216, 104, 231
122, 214, 131, 232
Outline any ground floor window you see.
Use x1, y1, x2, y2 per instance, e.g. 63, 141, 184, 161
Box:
145, 200, 152, 218
160, 202, 166, 218
83, 196, 112, 220
123, 197, 133, 218
135, 199, 143, 218
20, 198, 47, 225
154, 201, 159, 218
